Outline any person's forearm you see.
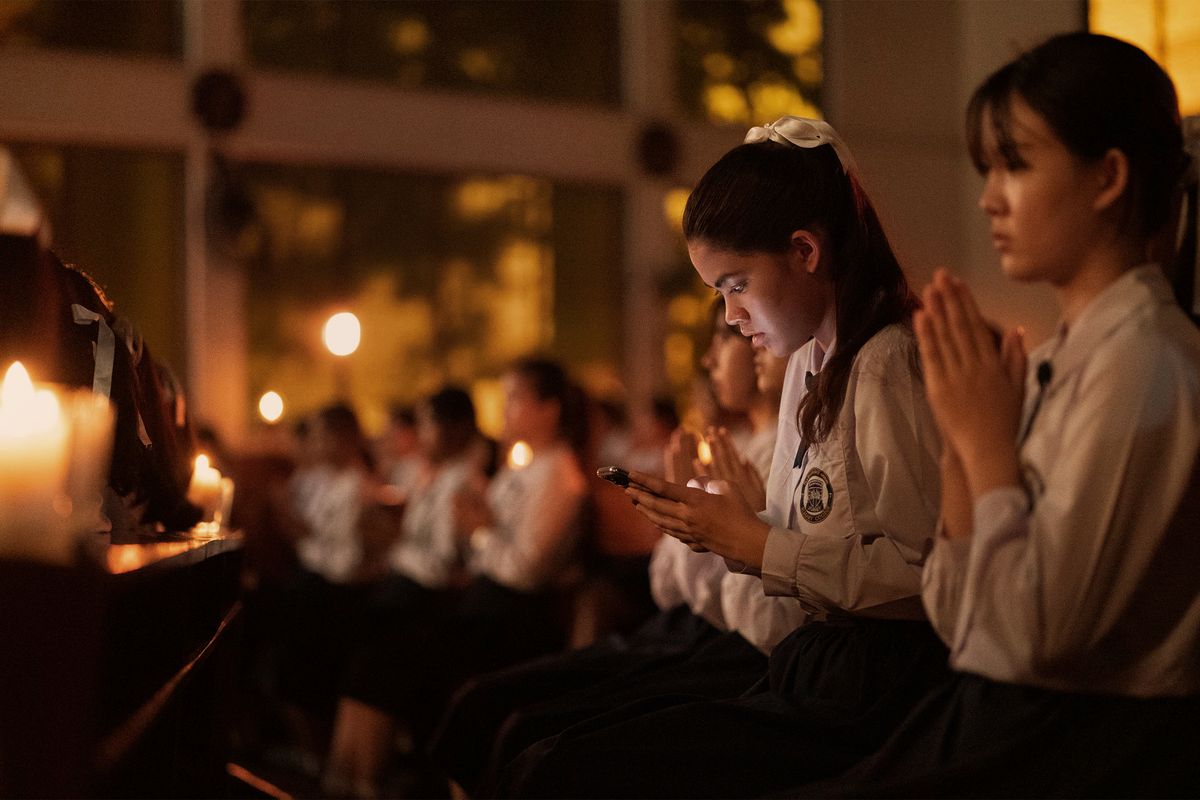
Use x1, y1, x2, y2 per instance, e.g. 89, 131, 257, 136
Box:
940, 451, 973, 539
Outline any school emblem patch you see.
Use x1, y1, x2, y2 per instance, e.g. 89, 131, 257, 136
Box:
800, 467, 834, 523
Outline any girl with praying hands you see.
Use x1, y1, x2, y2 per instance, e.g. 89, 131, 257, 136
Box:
796, 32, 1200, 798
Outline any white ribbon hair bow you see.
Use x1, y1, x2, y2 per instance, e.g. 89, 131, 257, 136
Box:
744, 117, 859, 175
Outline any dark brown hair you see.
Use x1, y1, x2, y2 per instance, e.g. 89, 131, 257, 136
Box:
968, 32, 1187, 246
683, 140, 916, 444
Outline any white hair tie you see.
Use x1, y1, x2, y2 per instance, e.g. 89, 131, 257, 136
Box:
744, 116, 859, 175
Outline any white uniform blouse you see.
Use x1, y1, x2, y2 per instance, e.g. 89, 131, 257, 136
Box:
469, 442, 587, 593
294, 463, 367, 584
648, 424, 768, 633
924, 265, 1200, 696
719, 421, 815, 653
388, 456, 473, 590
760, 324, 942, 621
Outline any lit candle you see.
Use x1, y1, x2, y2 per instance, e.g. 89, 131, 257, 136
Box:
63, 391, 115, 535
508, 440, 533, 470
187, 454, 223, 523
0, 361, 71, 558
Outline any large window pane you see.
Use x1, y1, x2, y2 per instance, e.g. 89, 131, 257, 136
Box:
677, 0, 823, 125
238, 162, 623, 433
244, 0, 621, 105
9, 144, 187, 373
0, 1, 182, 58
1090, 0, 1200, 115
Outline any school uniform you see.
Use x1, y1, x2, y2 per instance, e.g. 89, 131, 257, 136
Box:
429, 422, 785, 795
798, 265, 1200, 798
503, 324, 949, 799
276, 463, 373, 715
341, 443, 587, 742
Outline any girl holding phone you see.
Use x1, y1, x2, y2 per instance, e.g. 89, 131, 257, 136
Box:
504, 117, 947, 798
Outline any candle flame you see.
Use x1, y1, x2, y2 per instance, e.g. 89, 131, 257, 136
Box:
697, 439, 713, 466
2, 361, 33, 407
0, 361, 62, 436
508, 440, 533, 469
195, 453, 210, 472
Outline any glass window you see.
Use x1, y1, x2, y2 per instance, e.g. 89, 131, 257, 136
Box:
0, 1, 182, 58
1090, 0, 1200, 115
8, 144, 187, 373
237, 162, 623, 433
244, 0, 621, 105
676, 0, 823, 125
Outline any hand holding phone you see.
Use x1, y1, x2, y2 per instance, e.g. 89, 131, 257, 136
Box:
596, 465, 633, 487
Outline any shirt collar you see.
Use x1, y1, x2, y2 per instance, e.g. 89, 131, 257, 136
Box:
1041, 264, 1175, 384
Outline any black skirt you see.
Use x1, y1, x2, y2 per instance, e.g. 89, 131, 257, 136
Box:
340, 575, 563, 743
504, 617, 950, 799
428, 604, 719, 795
793, 671, 1200, 798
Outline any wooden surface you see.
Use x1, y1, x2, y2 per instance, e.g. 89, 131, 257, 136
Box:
0, 532, 245, 797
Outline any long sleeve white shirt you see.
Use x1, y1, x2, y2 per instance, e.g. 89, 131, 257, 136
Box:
388, 456, 473, 589
294, 463, 367, 584
924, 265, 1200, 697
469, 442, 587, 593
759, 324, 941, 621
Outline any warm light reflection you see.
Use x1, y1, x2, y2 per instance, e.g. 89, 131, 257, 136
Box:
323, 312, 362, 357
107, 541, 197, 574
508, 440, 533, 469
258, 391, 284, 423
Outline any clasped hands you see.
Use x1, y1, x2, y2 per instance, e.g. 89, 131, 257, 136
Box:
916, 269, 1026, 511
629, 427, 770, 572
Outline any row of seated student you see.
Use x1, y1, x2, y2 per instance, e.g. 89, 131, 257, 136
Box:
418, 32, 1200, 799
236, 301, 792, 793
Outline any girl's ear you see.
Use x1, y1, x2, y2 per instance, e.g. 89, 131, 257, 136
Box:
1092, 147, 1130, 215
787, 229, 823, 276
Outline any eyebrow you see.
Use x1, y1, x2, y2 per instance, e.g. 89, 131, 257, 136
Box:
713, 272, 741, 290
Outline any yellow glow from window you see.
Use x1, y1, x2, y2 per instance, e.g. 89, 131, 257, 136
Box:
258, 391, 284, 423
665, 331, 697, 385
663, 187, 691, 232
323, 311, 361, 357
1090, 0, 1200, 114
702, 52, 736, 80
704, 83, 751, 124
459, 47, 499, 83
668, 295, 705, 328
748, 80, 821, 124
472, 379, 505, 440
767, 0, 822, 56
388, 17, 430, 54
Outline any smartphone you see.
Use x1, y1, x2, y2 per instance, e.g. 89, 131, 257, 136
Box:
596, 465, 632, 487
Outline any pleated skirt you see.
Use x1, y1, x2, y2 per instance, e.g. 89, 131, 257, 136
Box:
428, 604, 721, 794
503, 617, 950, 799
793, 671, 1200, 798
